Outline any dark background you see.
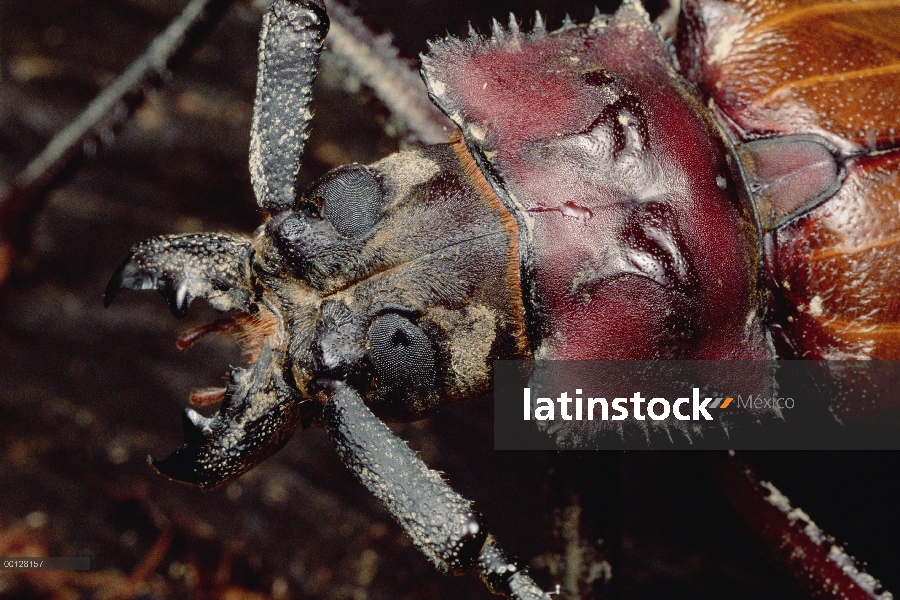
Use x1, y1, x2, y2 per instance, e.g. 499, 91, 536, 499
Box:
1, 0, 899, 598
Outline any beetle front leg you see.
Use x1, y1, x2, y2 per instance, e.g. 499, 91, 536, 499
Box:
321, 380, 552, 600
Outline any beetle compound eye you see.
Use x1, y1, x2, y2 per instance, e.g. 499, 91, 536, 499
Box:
367, 313, 435, 396
308, 164, 383, 238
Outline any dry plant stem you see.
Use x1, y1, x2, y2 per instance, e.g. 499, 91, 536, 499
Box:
712, 452, 892, 600
0, 0, 237, 284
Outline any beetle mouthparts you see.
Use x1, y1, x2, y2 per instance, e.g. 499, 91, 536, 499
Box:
189, 387, 227, 407
105, 233, 316, 490
147, 345, 315, 491
103, 233, 255, 316
148, 409, 217, 488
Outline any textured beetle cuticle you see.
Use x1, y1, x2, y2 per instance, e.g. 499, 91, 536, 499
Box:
99, 0, 900, 595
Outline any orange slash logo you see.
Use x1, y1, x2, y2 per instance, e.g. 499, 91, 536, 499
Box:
708, 397, 734, 409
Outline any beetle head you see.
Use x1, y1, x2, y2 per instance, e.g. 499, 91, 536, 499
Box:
256, 142, 529, 419
106, 141, 529, 490
105, 0, 522, 490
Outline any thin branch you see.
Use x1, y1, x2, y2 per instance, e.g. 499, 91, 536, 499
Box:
0, 0, 454, 285
0, 0, 237, 284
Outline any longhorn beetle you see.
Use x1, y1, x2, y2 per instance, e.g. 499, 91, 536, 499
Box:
103, 0, 900, 597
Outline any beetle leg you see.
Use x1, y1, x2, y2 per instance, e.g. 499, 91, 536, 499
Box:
321, 380, 552, 600
322, 1, 451, 145
710, 452, 892, 599
250, 0, 328, 213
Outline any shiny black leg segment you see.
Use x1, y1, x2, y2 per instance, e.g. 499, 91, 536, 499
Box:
321, 380, 550, 599
478, 538, 551, 600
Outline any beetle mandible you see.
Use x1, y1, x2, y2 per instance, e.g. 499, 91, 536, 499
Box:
104, 0, 900, 597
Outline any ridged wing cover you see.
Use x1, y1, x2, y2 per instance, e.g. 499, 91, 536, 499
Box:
677, 0, 900, 153
679, 0, 900, 358
768, 151, 900, 359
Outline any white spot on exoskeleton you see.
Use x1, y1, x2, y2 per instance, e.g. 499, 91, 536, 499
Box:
430, 79, 446, 97
374, 150, 441, 204
424, 305, 497, 394
468, 123, 487, 142
808, 295, 824, 317
708, 21, 744, 64
745, 309, 756, 330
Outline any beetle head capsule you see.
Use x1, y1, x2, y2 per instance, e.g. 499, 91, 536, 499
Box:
256, 142, 531, 419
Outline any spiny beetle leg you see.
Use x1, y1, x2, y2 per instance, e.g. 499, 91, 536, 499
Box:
321, 379, 485, 574
321, 380, 552, 599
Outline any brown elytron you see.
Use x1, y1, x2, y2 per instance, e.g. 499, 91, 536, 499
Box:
678, 0, 900, 360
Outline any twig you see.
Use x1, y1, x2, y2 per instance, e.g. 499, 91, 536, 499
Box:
0, 0, 237, 284
0, 0, 453, 286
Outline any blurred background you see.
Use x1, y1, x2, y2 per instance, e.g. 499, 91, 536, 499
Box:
1, 0, 899, 598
